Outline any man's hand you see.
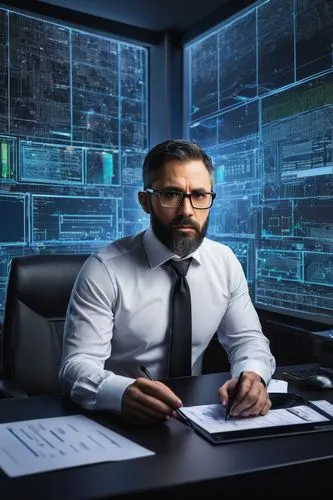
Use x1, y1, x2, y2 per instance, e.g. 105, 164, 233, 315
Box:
218, 371, 271, 418
122, 378, 182, 424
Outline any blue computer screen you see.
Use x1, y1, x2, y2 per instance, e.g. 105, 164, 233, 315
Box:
0, 7, 148, 320
184, 0, 333, 324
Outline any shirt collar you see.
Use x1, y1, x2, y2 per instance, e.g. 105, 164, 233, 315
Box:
143, 225, 202, 269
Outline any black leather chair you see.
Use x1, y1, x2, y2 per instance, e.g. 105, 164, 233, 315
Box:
0, 254, 89, 398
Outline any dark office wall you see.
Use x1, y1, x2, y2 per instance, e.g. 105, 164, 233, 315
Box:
36, 0, 227, 31
5, 0, 232, 32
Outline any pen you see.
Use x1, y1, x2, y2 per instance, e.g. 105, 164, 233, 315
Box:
140, 365, 194, 429
225, 371, 244, 421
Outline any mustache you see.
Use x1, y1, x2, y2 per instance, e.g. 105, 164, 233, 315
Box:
170, 217, 199, 231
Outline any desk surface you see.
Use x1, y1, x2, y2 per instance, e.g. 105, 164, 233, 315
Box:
1, 365, 333, 499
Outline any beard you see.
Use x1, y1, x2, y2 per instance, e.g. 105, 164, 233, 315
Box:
150, 208, 209, 257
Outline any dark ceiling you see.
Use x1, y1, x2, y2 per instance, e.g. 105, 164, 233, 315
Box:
36, 0, 233, 31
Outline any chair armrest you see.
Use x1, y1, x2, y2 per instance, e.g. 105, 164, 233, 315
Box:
0, 379, 29, 399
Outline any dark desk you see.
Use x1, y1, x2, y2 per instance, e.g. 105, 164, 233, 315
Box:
1, 366, 333, 499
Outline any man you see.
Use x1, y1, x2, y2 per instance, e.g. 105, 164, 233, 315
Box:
59, 139, 276, 423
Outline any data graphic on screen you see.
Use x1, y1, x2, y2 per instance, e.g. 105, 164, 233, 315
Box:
184, 0, 333, 324
20, 141, 83, 184
0, 193, 26, 245
9, 13, 71, 138
121, 152, 146, 186
0, 9, 8, 133
86, 148, 120, 186
0, 135, 16, 182
122, 186, 149, 237
0, 7, 148, 321
32, 195, 120, 244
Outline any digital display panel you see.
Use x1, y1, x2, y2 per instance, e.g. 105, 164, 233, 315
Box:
0, 7, 148, 321
184, 0, 333, 324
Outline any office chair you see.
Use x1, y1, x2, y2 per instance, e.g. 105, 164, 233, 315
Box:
0, 253, 89, 398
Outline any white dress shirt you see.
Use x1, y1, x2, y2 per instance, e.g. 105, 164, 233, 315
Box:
59, 226, 276, 412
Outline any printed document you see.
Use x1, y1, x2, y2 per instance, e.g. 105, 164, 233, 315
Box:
0, 415, 154, 477
181, 404, 329, 434
267, 378, 288, 393
310, 400, 333, 416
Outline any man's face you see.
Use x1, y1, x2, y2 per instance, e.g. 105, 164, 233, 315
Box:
139, 160, 212, 256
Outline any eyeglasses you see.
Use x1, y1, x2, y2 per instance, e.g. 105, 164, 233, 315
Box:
145, 188, 216, 209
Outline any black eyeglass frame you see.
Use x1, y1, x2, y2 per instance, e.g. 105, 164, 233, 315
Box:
145, 188, 216, 209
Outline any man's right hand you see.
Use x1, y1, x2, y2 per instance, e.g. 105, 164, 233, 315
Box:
122, 378, 182, 424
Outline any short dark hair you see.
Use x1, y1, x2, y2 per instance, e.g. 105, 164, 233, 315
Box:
142, 139, 214, 189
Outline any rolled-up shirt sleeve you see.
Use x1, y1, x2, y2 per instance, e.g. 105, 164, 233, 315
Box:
59, 255, 134, 413
216, 252, 276, 384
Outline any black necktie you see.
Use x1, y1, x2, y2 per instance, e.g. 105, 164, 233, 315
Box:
167, 258, 192, 378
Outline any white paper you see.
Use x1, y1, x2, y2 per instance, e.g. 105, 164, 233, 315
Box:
267, 378, 288, 393
181, 403, 328, 434
310, 400, 333, 416
0, 415, 154, 478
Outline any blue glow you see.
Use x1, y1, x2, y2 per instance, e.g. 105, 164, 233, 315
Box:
0, 7, 148, 319
185, 0, 333, 324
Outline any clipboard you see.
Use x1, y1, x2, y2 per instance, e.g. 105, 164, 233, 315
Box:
180, 393, 333, 445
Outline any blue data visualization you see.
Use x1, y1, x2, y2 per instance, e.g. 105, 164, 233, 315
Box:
0, 7, 149, 321
184, 0, 333, 324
